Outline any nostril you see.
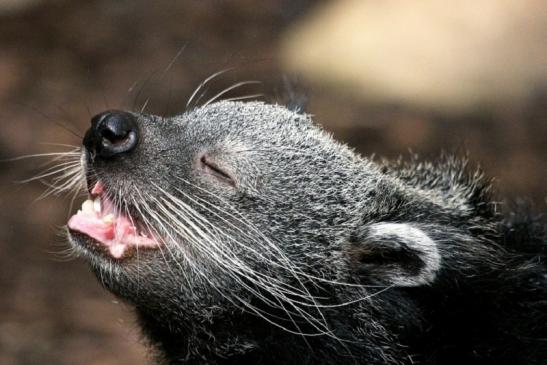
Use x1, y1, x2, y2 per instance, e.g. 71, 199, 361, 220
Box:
85, 110, 139, 160
100, 117, 131, 144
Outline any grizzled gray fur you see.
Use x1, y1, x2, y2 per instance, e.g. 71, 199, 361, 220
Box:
67, 101, 546, 364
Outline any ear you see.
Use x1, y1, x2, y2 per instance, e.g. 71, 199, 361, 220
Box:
346, 223, 441, 287
281, 75, 308, 114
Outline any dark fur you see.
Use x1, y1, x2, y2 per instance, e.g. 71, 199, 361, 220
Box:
67, 102, 546, 364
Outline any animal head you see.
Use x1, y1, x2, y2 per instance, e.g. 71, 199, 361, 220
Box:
65, 101, 495, 338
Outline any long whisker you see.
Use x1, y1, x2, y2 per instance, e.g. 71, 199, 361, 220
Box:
19, 161, 82, 183
139, 192, 230, 301
37, 166, 85, 200
173, 175, 388, 292
150, 183, 340, 337
202, 81, 261, 108
222, 93, 263, 102
4, 150, 80, 162
186, 68, 234, 108
137, 44, 189, 113
39, 143, 80, 148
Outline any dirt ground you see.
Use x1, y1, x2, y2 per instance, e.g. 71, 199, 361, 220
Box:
0, 1, 545, 364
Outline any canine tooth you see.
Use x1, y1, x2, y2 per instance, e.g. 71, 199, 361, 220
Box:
93, 196, 101, 213
102, 214, 115, 224
82, 200, 94, 214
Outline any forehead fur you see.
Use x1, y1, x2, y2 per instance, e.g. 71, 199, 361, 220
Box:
177, 101, 333, 150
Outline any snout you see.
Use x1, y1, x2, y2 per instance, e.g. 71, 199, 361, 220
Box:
83, 110, 138, 159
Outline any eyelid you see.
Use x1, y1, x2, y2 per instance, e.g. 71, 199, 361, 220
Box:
200, 154, 235, 186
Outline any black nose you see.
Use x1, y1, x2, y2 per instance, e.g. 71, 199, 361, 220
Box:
83, 111, 138, 159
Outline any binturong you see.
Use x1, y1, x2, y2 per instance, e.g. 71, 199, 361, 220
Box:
60, 101, 546, 364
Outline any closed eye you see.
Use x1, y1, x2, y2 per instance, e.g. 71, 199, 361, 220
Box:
200, 155, 235, 186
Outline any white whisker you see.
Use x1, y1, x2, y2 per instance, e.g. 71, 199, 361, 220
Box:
148, 183, 342, 337
186, 68, 233, 108
202, 81, 261, 108
222, 93, 263, 102
6, 150, 80, 162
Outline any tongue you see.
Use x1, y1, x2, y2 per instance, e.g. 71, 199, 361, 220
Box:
68, 185, 158, 258
68, 208, 134, 242
69, 213, 115, 242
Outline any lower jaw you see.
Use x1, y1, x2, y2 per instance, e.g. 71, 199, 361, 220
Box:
68, 229, 159, 261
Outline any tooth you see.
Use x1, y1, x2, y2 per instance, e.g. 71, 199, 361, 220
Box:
102, 214, 115, 224
82, 200, 94, 214
93, 196, 101, 213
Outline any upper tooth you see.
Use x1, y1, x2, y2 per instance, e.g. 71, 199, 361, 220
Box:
82, 200, 94, 214
93, 197, 101, 213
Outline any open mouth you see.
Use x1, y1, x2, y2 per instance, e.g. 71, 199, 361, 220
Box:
68, 181, 160, 259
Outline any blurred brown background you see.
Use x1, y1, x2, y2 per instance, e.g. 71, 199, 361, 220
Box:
0, 0, 545, 364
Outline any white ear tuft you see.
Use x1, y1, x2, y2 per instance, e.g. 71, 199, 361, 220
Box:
347, 222, 441, 286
